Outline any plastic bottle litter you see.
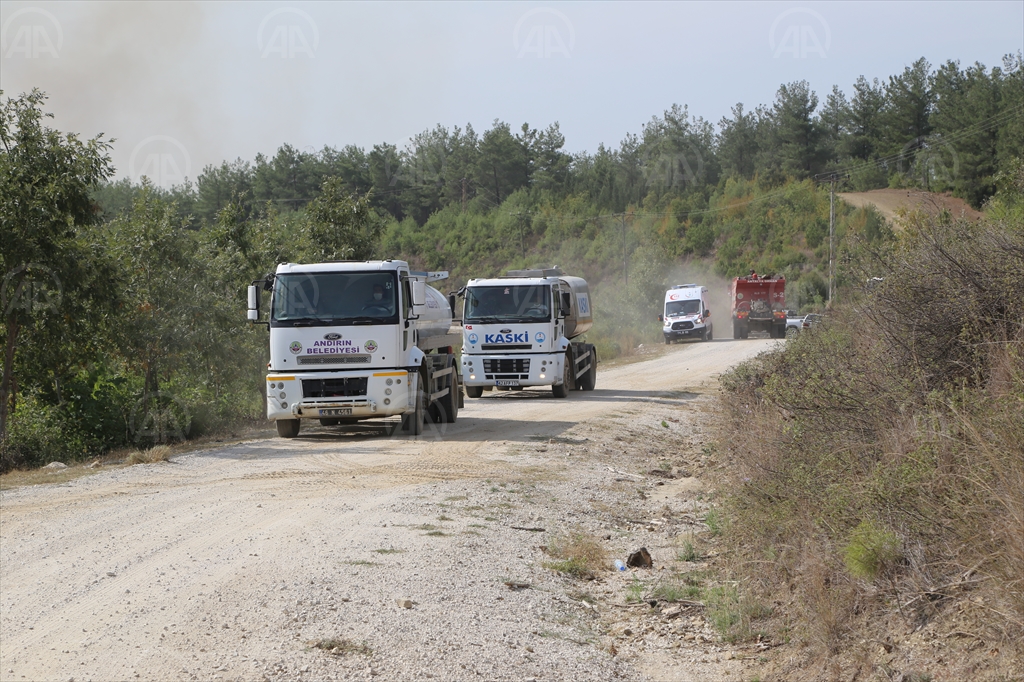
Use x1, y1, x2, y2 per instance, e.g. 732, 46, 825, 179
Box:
614, 559, 626, 571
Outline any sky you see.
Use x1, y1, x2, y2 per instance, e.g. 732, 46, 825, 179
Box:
2, 1, 1022, 187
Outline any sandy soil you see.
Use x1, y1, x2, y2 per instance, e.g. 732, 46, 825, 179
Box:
1, 338, 778, 682
838, 188, 983, 223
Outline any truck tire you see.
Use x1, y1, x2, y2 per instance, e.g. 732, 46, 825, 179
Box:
276, 419, 301, 438
552, 353, 571, 398
430, 365, 459, 424
401, 387, 426, 435
700, 327, 708, 342
578, 345, 597, 391
465, 385, 483, 399
707, 325, 713, 341
664, 337, 672, 345
733, 321, 742, 339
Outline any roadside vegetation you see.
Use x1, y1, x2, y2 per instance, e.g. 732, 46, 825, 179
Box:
712, 162, 1024, 678
2, 53, 1021, 470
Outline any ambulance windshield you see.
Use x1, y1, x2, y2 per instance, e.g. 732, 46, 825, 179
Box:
666, 299, 701, 317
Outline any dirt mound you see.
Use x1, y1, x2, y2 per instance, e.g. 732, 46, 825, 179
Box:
839, 188, 983, 222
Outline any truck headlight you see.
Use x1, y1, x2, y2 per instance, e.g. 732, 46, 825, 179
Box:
470, 374, 476, 380
539, 373, 546, 379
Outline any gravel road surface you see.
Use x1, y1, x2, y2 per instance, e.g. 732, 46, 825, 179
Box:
1, 338, 777, 682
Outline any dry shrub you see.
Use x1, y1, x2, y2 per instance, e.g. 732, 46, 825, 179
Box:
127, 444, 171, 464
714, 216, 1024, 658
544, 530, 608, 578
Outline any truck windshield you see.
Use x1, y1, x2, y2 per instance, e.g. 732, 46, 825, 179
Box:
666, 299, 701, 317
465, 285, 550, 323
271, 272, 399, 327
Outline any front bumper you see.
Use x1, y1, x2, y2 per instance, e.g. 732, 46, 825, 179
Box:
461, 353, 563, 387
265, 370, 417, 421
663, 322, 709, 339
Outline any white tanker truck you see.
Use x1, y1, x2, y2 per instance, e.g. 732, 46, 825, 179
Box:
247, 260, 462, 437
458, 268, 596, 398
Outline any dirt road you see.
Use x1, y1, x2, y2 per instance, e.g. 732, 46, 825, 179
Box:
1, 338, 777, 682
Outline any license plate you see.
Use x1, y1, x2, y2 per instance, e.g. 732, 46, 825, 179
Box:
495, 380, 520, 387
319, 408, 352, 417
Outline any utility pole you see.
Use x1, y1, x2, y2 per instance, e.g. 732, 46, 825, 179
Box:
620, 213, 628, 287
829, 172, 835, 306
815, 171, 844, 308
510, 211, 528, 259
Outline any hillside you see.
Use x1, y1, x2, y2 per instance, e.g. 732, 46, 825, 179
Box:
839, 188, 984, 222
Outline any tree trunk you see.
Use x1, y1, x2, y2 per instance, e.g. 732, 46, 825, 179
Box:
0, 314, 21, 442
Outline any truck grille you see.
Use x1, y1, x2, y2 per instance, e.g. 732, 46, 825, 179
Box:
671, 321, 694, 330
298, 354, 371, 365
483, 358, 530, 374
302, 377, 368, 398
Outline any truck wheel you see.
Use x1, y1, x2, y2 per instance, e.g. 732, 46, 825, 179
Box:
401, 388, 426, 435
700, 327, 708, 342
664, 337, 672, 345
552, 353, 571, 398
733, 322, 742, 339
579, 346, 597, 391
465, 385, 483, 399
741, 325, 749, 339
707, 326, 713, 341
276, 419, 301, 438
434, 368, 459, 423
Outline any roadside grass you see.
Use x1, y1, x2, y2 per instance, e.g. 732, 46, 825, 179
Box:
712, 214, 1024, 665
543, 530, 608, 579
373, 548, 404, 554
309, 637, 372, 656
127, 444, 172, 464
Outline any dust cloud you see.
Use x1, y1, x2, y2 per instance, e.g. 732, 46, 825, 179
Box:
664, 261, 734, 337
1, 2, 257, 186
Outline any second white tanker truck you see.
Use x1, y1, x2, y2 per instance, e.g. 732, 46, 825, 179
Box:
459, 268, 597, 398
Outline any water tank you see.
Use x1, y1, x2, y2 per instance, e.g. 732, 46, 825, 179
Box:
559, 276, 593, 339
410, 284, 454, 338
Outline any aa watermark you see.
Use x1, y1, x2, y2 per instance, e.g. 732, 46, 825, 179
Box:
642, 147, 705, 190
1, 7, 62, 59
128, 136, 192, 188
898, 137, 960, 187
129, 391, 192, 445
2, 264, 63, 317
384, 145, 448, 188
769, 8, 830, 59
257, 8, 318, 58
513, 8, 574, 58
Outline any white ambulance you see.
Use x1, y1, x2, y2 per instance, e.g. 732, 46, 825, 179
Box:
659, 284, 713, 343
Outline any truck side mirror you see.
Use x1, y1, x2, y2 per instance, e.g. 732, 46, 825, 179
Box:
705, 309, 711, 317
412, 280, 426, 306
247, 285, 260, 321
560, 292, 571, 317
448, 293, 457, 314
658, 315, 663, 322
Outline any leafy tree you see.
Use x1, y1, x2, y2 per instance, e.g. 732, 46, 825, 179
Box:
883, 58, 936, 164
718, 103, 758, 179
770, 81, 826, 178
474, 120, 530, 206
304, 178, 383, 261
0, 90, 113, 442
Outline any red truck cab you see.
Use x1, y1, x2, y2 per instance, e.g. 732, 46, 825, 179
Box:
731, 272, 787, 339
